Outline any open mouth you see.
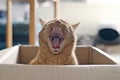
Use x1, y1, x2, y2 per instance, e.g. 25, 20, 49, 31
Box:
49, 28, 64, 53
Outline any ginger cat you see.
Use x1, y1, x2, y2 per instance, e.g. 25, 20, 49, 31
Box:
29, 18, 80, 65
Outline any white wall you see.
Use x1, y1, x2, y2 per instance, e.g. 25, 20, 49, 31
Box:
38, 3, 120, 35
0, 0, 6, 10
87, 0, 120, 4
2, 2, 120, 35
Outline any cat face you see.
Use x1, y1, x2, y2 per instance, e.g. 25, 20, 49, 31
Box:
39, 19, 79, 54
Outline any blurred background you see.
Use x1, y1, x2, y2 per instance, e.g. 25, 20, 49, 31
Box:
1, 0, 120, 54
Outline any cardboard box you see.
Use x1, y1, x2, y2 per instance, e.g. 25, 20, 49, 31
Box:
0, 45, 120, 80
96, 44, 120, 64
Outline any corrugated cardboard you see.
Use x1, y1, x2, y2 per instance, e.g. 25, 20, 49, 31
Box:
0, 45, 120, 80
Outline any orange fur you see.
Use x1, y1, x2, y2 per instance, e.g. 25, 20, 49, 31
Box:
29, 19, 79, 65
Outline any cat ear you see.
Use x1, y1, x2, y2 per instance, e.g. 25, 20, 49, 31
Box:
39, 18, 45, 27
72, 22, 80, 30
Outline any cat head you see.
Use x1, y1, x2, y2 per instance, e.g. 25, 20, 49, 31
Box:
39, 18, 80, 54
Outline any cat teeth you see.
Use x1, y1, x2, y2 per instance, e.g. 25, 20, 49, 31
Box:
53, 48, 59, 52
53, 48, 59, 50
53, 27, 55, 30
60, 28, 62, 31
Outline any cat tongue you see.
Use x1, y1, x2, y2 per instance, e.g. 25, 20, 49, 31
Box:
53, 38, 60, 49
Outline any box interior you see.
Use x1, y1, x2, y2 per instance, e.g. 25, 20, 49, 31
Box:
17, 45, 116, 65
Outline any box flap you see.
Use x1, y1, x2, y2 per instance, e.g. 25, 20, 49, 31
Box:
0, 45, 20, 64
91, 47, 117, 64
76, 46, 116, 64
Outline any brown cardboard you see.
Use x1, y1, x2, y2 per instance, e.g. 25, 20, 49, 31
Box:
0, 45, 117, 64
0, 65, 120, 80
76, 46, 116, 64
0, 45, 120, 80
20, 45, 117, 64
96, 45, 120, 64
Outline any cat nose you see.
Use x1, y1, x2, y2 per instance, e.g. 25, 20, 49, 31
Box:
56, 21, 61, 24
